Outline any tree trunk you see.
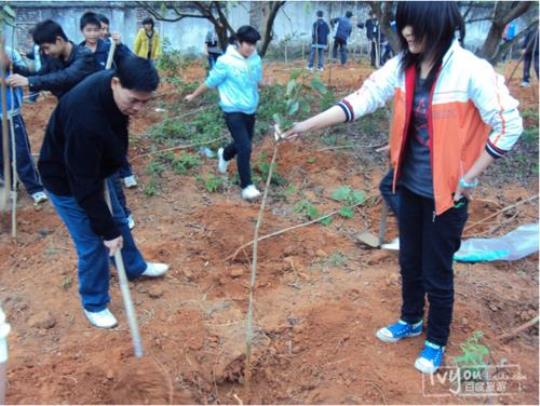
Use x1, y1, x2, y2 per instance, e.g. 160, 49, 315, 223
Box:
250, 1, 286, 58
478, 1, 532, 63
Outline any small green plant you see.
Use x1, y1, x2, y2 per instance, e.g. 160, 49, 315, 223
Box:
294, 199, 320, 220
61, 275, 72, 290
145, 160, 166, 177
171, 152, 201, 175
197, 174, 225, 193
453, 331, 490, 381
326, 252, 348, 267
143, 177, 160, 197
330, 186, 367, 218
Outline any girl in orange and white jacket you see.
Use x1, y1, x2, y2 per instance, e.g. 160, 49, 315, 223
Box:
280, 2, 522, 374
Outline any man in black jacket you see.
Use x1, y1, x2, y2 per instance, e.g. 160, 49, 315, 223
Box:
307, 10, 330, 71
6, 20, 97, 99
39, 55, 169, 329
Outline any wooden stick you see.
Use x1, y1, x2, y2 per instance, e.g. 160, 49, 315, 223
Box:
464, 195, 538, 233
8, 71, 16, 239
497, 315, 539, 341
245, 141, 279, 389
226, 199, 369, 262
0, 46, 11, 219
131, 135, 225, 161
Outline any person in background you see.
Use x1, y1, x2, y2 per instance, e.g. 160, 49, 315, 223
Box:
365, 11, 380, 67
79, 11, 136, 229
97, 14, 111, 40
205, 23, 223, 70
521, 26, 539, 87
307, 10, 330, 72
331, 11, 353, 65
133, 17, 161, 61
24, 41, 43, 102
185, 26, 263, 201
0, 44, 47, 204
279, 2, 522, 374
39, 56, 169, 328
5, 19, 97, 100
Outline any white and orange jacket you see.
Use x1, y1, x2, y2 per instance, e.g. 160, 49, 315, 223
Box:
338, 40, 523, 216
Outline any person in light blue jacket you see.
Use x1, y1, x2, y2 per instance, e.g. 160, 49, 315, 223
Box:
186, 26, 263, 200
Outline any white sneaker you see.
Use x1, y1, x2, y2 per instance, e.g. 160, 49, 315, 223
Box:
83, 308, 118, 329
123, 175, 138, 188
31, 191, 48, 204
241, 185, 261, 200
127, 214, 135, 230
317, 67, 324, 72
381, 237, 400, 251
141, 262, 170, 277
306, 66, 314, 72
521, 81, 530, 88
217, 148, 229, 174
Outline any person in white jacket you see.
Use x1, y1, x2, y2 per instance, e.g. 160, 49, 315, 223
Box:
280, 2, 522, 374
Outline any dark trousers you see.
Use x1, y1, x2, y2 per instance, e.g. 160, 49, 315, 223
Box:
0, 114, 44, 195
523, 52, 539, 83
379, 168, 399, 217
208, 53, 220, 70
332, 38, 348, 65
399, 186, 468, 346
111, 173, 131, 217
223, 112, 256, 188
370, 40, 378, 67
117, 161, 133, 179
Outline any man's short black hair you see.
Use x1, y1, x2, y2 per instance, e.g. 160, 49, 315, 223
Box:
97, 14, 110, 26
236, 25, 261, 44
80, 11, 101, 31
316, 10, 324, 18
346, 11, 353, 18
142, 17, 154, 27
114, 55, 160, 92
32, 20, 68, 45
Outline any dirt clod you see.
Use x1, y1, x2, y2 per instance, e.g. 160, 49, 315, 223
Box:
28, 311, 56, 329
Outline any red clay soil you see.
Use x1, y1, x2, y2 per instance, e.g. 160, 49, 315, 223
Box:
0, 61, 538, 404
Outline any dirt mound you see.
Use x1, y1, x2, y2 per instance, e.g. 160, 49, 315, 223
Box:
111, 356, 175, 404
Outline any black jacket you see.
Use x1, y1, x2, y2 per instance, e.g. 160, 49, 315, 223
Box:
38, 70, 129, 239
312, 19, 330, 46
14, 41, 98, 99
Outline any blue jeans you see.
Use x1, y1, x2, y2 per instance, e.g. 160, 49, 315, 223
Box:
0, 115, 44, 195
47, 177, 147, 311
379, 168, 400, 217
208, 53, 220, 70
112, 172, 131, 217
117, 161, 133, 179
308, 46, 325, 69
332, 38, 348, 65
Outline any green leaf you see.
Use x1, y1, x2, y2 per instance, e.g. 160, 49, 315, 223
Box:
306, 205, 320, 220
319, 216, 333, 226
350, 190, 366, 205
310, 77, 327, 94
288, 100, 300, 116
286, 79, 296, 97
339, 206, 354, 218
272, 113, 282, 126
331, 186, 352, 202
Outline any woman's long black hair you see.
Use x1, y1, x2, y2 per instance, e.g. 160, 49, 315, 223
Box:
396, 2, 465, 88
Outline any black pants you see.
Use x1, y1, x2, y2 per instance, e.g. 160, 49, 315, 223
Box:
223, 112, 255, 188
379, 168, 400, 217
332, 38, 348, 65
399, 186, 468, 346
370, 40, 378, 67
523, 52, 539, 83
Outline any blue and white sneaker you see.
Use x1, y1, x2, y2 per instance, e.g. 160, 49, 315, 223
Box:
376, 319, 423, 343
415, 340, 445, 374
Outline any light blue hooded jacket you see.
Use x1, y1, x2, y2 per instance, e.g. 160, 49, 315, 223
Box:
205, 45, 263, 115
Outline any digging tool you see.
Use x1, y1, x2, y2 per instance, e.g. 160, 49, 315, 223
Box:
103, 40, 143, 358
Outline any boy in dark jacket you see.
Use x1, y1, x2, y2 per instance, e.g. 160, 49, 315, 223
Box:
39, 56, 169, 329
6, 20, 97, 99
331, 11, 353, 65
521, 26, 539, 87
79, 11, 136, 229
307, 10, 330, 71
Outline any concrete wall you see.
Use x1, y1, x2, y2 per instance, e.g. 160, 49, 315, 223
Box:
5, 1, 531, 57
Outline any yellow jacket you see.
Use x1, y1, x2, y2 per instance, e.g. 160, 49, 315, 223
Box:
133, 28, 161, 60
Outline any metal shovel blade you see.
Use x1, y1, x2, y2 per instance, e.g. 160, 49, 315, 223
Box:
356, 231, 380, 248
